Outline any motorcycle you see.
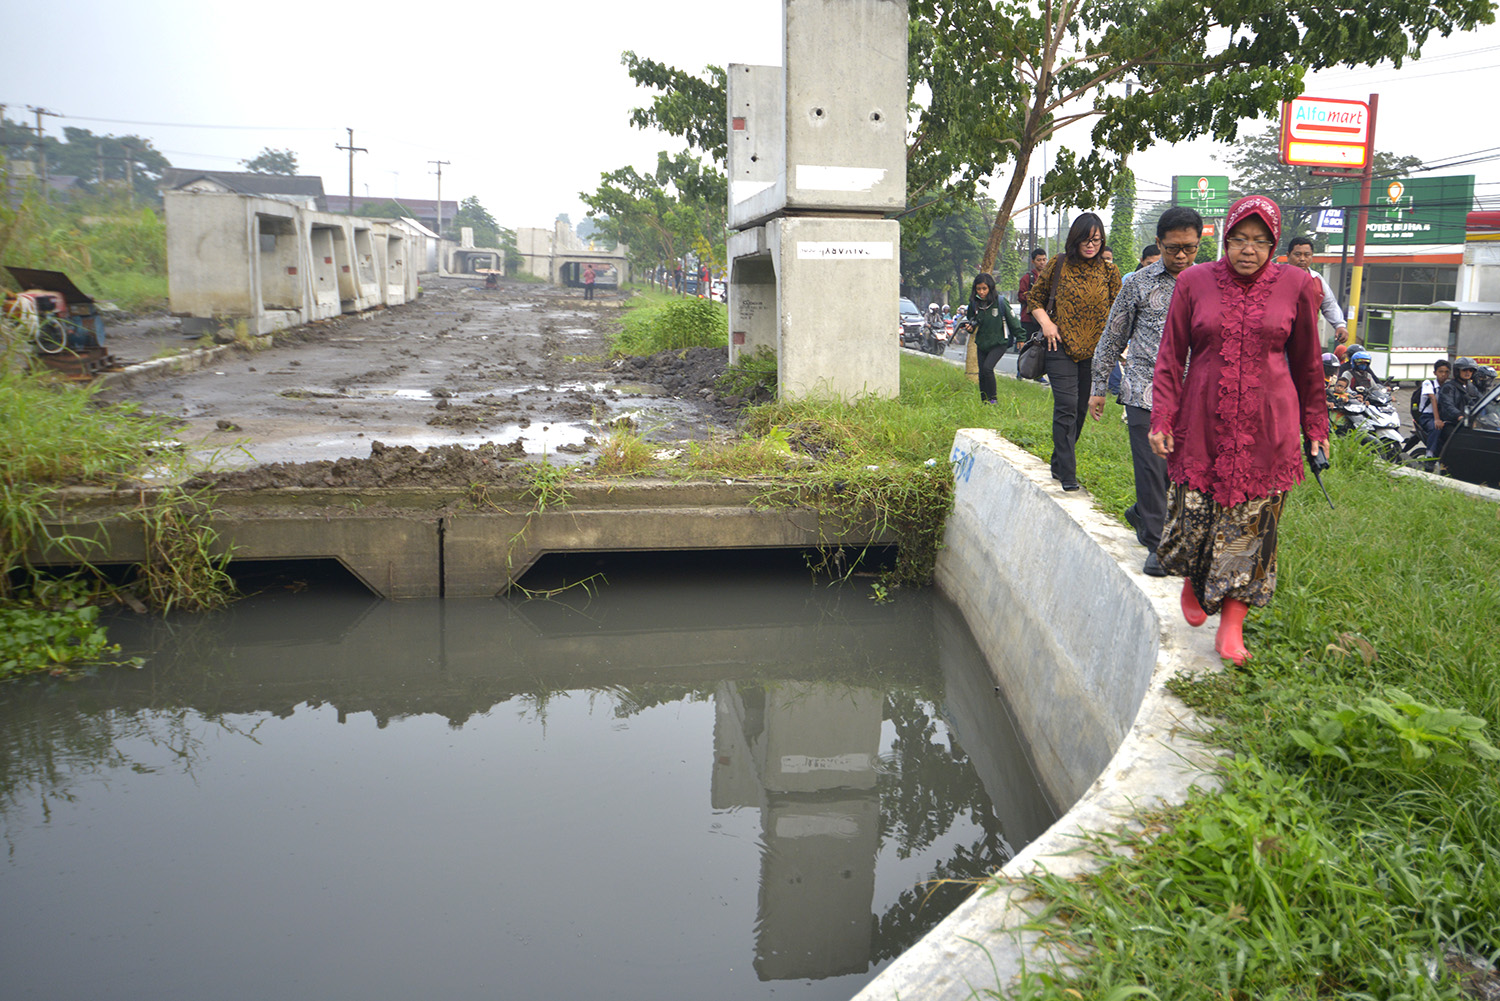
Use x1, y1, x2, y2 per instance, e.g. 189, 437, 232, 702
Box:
1328, 382, 1406, 463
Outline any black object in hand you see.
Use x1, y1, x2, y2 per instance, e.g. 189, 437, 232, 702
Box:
1305, 440, 1334, 509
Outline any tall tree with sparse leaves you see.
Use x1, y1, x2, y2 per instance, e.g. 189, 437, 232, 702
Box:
911, 0, 1494, 273
1108, 168, 1137, 267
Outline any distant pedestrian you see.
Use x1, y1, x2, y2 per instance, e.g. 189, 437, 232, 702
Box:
1149, 195, 1329, 666
1026, 213, 1121, 492
1131, 244, 1161, 277
1017, 248, 1047, 339
962, 272, 1023, 404
1087, 206, 1203, 578
583, 264, 596, 300
1437, 357, 1480, 457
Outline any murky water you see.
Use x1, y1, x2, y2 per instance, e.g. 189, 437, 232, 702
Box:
0, 555, 1056, 1001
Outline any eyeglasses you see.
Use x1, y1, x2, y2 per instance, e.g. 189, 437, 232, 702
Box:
1226, 236, 1276, 250
1161, 242, 1199, 256
1080, 235, 1103, 245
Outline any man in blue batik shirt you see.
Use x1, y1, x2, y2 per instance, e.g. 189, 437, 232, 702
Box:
1087, 206, 1204, 578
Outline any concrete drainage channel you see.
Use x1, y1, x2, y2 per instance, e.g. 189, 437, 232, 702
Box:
39, 429, 1219, 996
854, 430, 1222, 1000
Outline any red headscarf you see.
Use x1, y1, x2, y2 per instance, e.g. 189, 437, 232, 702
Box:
1223, 195, 1282, 285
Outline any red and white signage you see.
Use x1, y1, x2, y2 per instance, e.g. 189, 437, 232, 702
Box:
1280, 97, 1372, 168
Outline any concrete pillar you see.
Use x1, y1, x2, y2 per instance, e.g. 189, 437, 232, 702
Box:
725, 0, 908, 401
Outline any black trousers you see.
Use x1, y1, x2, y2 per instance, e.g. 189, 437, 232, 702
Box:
1044, 349, 1091, 482
978, 344, 1008, 402
1126, 404, 1169, 550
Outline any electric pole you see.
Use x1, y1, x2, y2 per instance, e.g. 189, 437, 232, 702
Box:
26, 105, 61, 195
335, 128, 367, 216
429, 159, 450, 237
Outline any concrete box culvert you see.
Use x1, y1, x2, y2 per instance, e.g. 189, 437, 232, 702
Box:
852, 429, 1224, 1001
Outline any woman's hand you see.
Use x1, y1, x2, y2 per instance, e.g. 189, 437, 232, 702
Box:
1310, 438, 1330, 462
1149, 431, 1174, 459
1040, 318, 1060, 351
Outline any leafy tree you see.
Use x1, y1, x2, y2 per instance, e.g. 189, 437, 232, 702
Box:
1107, 169, 1137, 267
911, 0, 1495, 273
447, 194, 500, 246
1222, 126, 1425, 251
902, 197, 993, 299
582, 151, 726, 271
2, 120, 170, 203
240, 147, 299, 175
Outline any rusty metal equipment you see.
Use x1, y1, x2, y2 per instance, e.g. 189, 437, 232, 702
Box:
4, 266, 117, 378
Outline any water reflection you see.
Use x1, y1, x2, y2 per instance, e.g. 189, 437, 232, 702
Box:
0, 560, 1055, 1000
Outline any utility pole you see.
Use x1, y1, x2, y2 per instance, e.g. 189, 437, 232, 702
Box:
122, 141, 135, 205
26, 105, 61, 196
335, 127, 367, 216
1345, 94, 1380, 347
429, 159, 450, 236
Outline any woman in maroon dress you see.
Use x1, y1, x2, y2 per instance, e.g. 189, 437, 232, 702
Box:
1148, 195, 1330, 665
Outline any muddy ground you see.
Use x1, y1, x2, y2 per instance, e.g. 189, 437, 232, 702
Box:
99, 277, 744, 488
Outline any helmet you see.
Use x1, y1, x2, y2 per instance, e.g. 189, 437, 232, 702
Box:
1321, 352, 1339, 376
1456, 356, 1478, 372
1351, 349, 1372, 367
928, 303, 939, 311
1334, 343, 1348, 362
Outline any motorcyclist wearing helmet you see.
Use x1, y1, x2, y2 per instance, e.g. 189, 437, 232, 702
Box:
1437, 357, 1480, 458
1322, 352, 1340, 382
1343, 348, 1381, 393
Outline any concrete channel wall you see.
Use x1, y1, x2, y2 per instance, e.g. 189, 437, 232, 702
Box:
35, 481, 891, 600
852, 429, 1221, 1001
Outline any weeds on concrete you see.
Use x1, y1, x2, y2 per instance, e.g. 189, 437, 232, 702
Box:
716, 346, 778, 399
594, 426, 657, 475
134, 486, 235, 614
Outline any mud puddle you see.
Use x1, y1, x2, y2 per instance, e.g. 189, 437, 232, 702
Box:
101, 277, 740, 483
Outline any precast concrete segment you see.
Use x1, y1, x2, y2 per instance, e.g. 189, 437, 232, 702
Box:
767, 215, 901, 401
34, 482, 892, 600
852, 430, 1223, 1001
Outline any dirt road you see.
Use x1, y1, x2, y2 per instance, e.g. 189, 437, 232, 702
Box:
99, 277, 736, 484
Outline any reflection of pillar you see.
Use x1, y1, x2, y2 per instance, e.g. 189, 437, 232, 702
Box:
756, 793, 879, 981
713, 681, 884, 980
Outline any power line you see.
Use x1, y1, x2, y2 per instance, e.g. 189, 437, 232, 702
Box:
53, 113, 327, 132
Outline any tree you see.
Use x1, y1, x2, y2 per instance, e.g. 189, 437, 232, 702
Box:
2, 122, 170, 203
581, 151, 726, 271
447, 195, 500, 246
1222, 126, 1425, 250
911, 0, 1494, 273
1107, 169, 1137, 267
240, 147, 299, 175
902, 197, 992, 299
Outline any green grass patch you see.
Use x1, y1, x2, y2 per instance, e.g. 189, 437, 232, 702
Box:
613, 288, 727, 355
0, 332, 235, 677
0, 190, 168, 312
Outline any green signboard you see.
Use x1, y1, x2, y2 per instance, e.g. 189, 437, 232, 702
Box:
1328, 174, 1474, 246
1172, 175, 1231, 215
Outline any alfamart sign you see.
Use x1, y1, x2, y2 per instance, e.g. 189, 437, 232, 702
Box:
1280, 96, 1372, 169
1327, 175, 1475, 247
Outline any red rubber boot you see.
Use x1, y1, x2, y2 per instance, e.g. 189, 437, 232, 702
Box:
1181, 579, 1207, 627
1216, 598, 1249, 665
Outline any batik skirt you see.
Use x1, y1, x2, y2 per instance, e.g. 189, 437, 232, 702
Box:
1156, 483, 1286, 615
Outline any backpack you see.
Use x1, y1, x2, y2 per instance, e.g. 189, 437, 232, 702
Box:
1410, 383, 1424, 425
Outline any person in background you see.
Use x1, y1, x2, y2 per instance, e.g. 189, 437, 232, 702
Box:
1017, 248, 1048, 339
582, 264, 596, 300
1130, 244, 1161, 277
1286, 236, 1349, 346
1027, 213, 1122, 491
1345, 348, 1381, 391
1149, 195, 1329, 667
961, 273, 1023, 404
1101, 246, 1116, 268
1418, 359, 1450, 460
1437, 357, 1480, 458
1088, 206, 1204, 578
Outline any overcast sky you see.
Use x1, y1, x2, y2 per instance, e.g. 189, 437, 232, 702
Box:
5, 0, 1498, 233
